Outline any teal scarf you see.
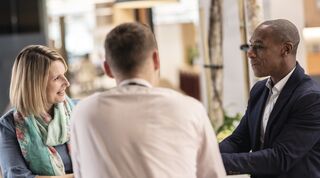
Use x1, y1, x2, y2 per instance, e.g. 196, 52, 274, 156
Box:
14, 97, 74, 176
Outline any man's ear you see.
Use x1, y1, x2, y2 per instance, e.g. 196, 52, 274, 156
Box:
282, 42, 293, 56
103, 61, 114, 78
152, 50, 160, 70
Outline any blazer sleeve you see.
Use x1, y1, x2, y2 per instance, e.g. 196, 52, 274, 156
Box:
221, 92, 320, 175
0, 112, 36, 178
219, 108, 252, 153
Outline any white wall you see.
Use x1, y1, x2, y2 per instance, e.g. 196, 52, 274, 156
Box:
222, 0, 247, 115
265, 0, 307, 69
199, 0, 247, 115
198, 0, 307, 116
155, 24, 185, 86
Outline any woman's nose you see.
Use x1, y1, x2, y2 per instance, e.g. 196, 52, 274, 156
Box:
64, 76, 70, 87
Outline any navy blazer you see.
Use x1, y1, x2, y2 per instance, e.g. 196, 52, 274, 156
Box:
220, 63, 320, 178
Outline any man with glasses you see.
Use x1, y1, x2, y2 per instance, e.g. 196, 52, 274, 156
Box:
220, 19, 320, 178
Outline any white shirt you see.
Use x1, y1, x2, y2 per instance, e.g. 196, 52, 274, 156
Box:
71, 79, 226, 178
260, 67, 296, 146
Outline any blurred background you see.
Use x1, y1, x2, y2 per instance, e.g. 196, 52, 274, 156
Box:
1, 0, 320, 137
1, 0, 320, 177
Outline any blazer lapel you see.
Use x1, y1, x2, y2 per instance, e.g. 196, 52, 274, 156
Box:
252, 86, 270, 150
263, 64, 305, 145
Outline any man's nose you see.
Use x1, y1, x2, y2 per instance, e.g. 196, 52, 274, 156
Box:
247, 47, 256, 59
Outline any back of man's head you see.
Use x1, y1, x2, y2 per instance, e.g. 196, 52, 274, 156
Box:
259, 19, 300, 55
104, 23, 157, 76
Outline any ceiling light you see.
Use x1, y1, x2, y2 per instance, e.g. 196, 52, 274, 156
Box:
114, 0, 178, 9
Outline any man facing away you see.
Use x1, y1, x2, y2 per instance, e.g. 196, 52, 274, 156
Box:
71, 22, 226, 178
220, 19, 320, 178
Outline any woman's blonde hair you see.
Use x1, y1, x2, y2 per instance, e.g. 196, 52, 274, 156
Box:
10, 45, 67, 117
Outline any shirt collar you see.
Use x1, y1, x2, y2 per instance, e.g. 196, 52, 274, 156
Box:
119, 78, 153, 88
266, 66, 296, 94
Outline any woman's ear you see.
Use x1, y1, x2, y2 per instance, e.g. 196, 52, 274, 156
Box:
103, 61, 114, 78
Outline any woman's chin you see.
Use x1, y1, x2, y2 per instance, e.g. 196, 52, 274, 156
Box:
55, 95, 66, 103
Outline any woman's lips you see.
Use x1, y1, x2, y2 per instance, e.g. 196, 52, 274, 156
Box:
57, 90, 65, 96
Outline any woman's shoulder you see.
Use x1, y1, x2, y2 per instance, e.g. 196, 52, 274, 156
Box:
0, 109, 15, 131
72, 99, 80, 105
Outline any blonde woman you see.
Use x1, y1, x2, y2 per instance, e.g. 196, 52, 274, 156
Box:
0, 45, 74, 178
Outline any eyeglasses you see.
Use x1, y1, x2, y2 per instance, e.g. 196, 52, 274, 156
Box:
240, 44, 265, 52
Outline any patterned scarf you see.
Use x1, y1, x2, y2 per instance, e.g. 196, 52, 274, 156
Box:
13, 97, 74, 176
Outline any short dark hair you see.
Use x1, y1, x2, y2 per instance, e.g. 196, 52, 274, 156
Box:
260, 19, 300, 55
104, 22, 157, 75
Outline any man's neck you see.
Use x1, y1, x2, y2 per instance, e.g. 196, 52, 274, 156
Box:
116, 75, 157, 86
119, 78, 153, 88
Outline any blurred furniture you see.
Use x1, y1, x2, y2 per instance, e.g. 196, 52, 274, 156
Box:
179, 67, 200, 101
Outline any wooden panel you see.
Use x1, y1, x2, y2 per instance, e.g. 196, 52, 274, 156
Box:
304, 0, 320, 27
113, 8, 135, 25
307, 53, 320, 75
179, 69, 200, 101
181, 23, 196, 65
